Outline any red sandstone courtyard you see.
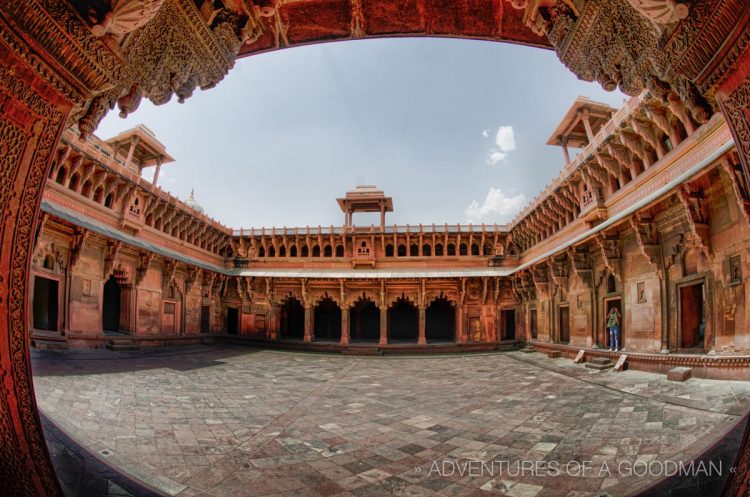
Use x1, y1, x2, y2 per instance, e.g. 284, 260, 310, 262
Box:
33, 345, 750, 497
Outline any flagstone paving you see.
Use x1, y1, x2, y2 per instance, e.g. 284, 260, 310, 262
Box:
32, 346, 750, 497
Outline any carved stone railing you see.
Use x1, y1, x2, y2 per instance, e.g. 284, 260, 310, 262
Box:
510, 92, 648, 226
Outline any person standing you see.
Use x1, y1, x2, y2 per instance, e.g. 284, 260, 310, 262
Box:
606, 307, 621, 351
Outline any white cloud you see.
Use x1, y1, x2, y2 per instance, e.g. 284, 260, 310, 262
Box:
487, 151, 508, 163
494, 126, 516, 152
465, 187, 526, 224
481, 128, 490, 138
486, 125, 516, 165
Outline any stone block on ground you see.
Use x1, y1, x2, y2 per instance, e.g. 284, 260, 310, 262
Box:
667, 367, 692, 382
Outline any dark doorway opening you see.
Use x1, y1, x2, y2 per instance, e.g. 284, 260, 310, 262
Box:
559, 306, 570, 343
350, 299, 380, 342
605, 298, 623, 349
200, 305, 210, 333
388, 298, 418, 342
102, 275, 121, 333
426, 297, 454, 342
314, 298, 342, 341
280, 297, 305, 339
33, 276, 58, 331
226, 307, 239, 335
501, 309, 516, 341
530, 308, 538, 340
680, 282, 705, 350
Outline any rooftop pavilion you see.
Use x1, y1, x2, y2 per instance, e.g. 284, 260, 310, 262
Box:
105, 124, 174, 187
337, 185, 394, 228
546, 96, 618, 166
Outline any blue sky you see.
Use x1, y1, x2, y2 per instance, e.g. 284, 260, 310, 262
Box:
98, 37, 625, 229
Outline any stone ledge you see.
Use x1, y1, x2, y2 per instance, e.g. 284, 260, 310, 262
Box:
530, 342, 750, 380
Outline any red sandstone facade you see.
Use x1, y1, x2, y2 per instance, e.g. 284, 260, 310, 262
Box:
31, 90, 748, 378
5, 1, 750, 495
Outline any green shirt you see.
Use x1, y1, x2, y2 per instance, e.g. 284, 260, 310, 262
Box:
607, 312, 619, 327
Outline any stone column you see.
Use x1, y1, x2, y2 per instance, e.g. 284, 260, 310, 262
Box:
124, 135, 140, 170
340, 307, 349, 345
560, 136, 571, 165
580, 110, 595, 142
418, 305, 427, 345
304, 305, 313, 343
379, 307, 388, 346
152, 157, 162, 186
456, 304, 465, 344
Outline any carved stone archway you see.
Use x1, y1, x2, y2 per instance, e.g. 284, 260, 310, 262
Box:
2, 1, 750, 496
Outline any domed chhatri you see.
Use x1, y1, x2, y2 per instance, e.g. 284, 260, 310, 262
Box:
185, 189, 204, 214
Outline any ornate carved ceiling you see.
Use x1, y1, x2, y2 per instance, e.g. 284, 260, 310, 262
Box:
233, 0, 551, 58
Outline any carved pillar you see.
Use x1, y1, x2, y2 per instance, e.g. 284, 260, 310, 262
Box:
418, 305, 426, 345
560, 136, 571, 165
268, 303, 278, 340
580, 109, 595, 142
124, 135, 140, 170
304, 304, 313, 343
340, 307, 349, 345
456, 304, 465, 344
0, 19, 72, 497
152, 156, 162, 186
379, 307, 388, 346
717, 58, 750, 194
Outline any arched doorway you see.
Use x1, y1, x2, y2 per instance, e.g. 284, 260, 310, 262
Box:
102, 275, 121, 333
388, 297, 418, 342
349, 298, 380, 342
314, 297, 341, 341
426, 297, 454, 342
279, 297, 304, 339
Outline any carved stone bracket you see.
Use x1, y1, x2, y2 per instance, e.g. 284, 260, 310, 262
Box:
135, 250, 154, 285
202, 271, 217, 300
238, 276, 252, 302
568, 247, 593, 287
185, 266, 202, 294
596, 233, 622, 282
531, 264, 551, 300
162, 258, 178, 291
629, 214, 664, 278
721, 156, 750, 225
103, 239, 122, 279
69, 227, 89, 269
549, 255, 570, 290
678, 185, 712, 257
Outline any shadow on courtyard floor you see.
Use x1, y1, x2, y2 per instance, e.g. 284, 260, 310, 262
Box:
30, 344, 264, 377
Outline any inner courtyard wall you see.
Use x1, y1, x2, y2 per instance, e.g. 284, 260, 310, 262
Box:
28, 97, 750, 364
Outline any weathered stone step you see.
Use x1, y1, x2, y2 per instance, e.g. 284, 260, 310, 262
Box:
31, 338, 69, 350
520, 346, 536, 353
585, 357, 614, 370
105, 339, 138, 351
342, 347, 383, 355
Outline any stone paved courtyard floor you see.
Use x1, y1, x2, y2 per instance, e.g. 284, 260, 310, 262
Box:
32, 346, 750, 497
